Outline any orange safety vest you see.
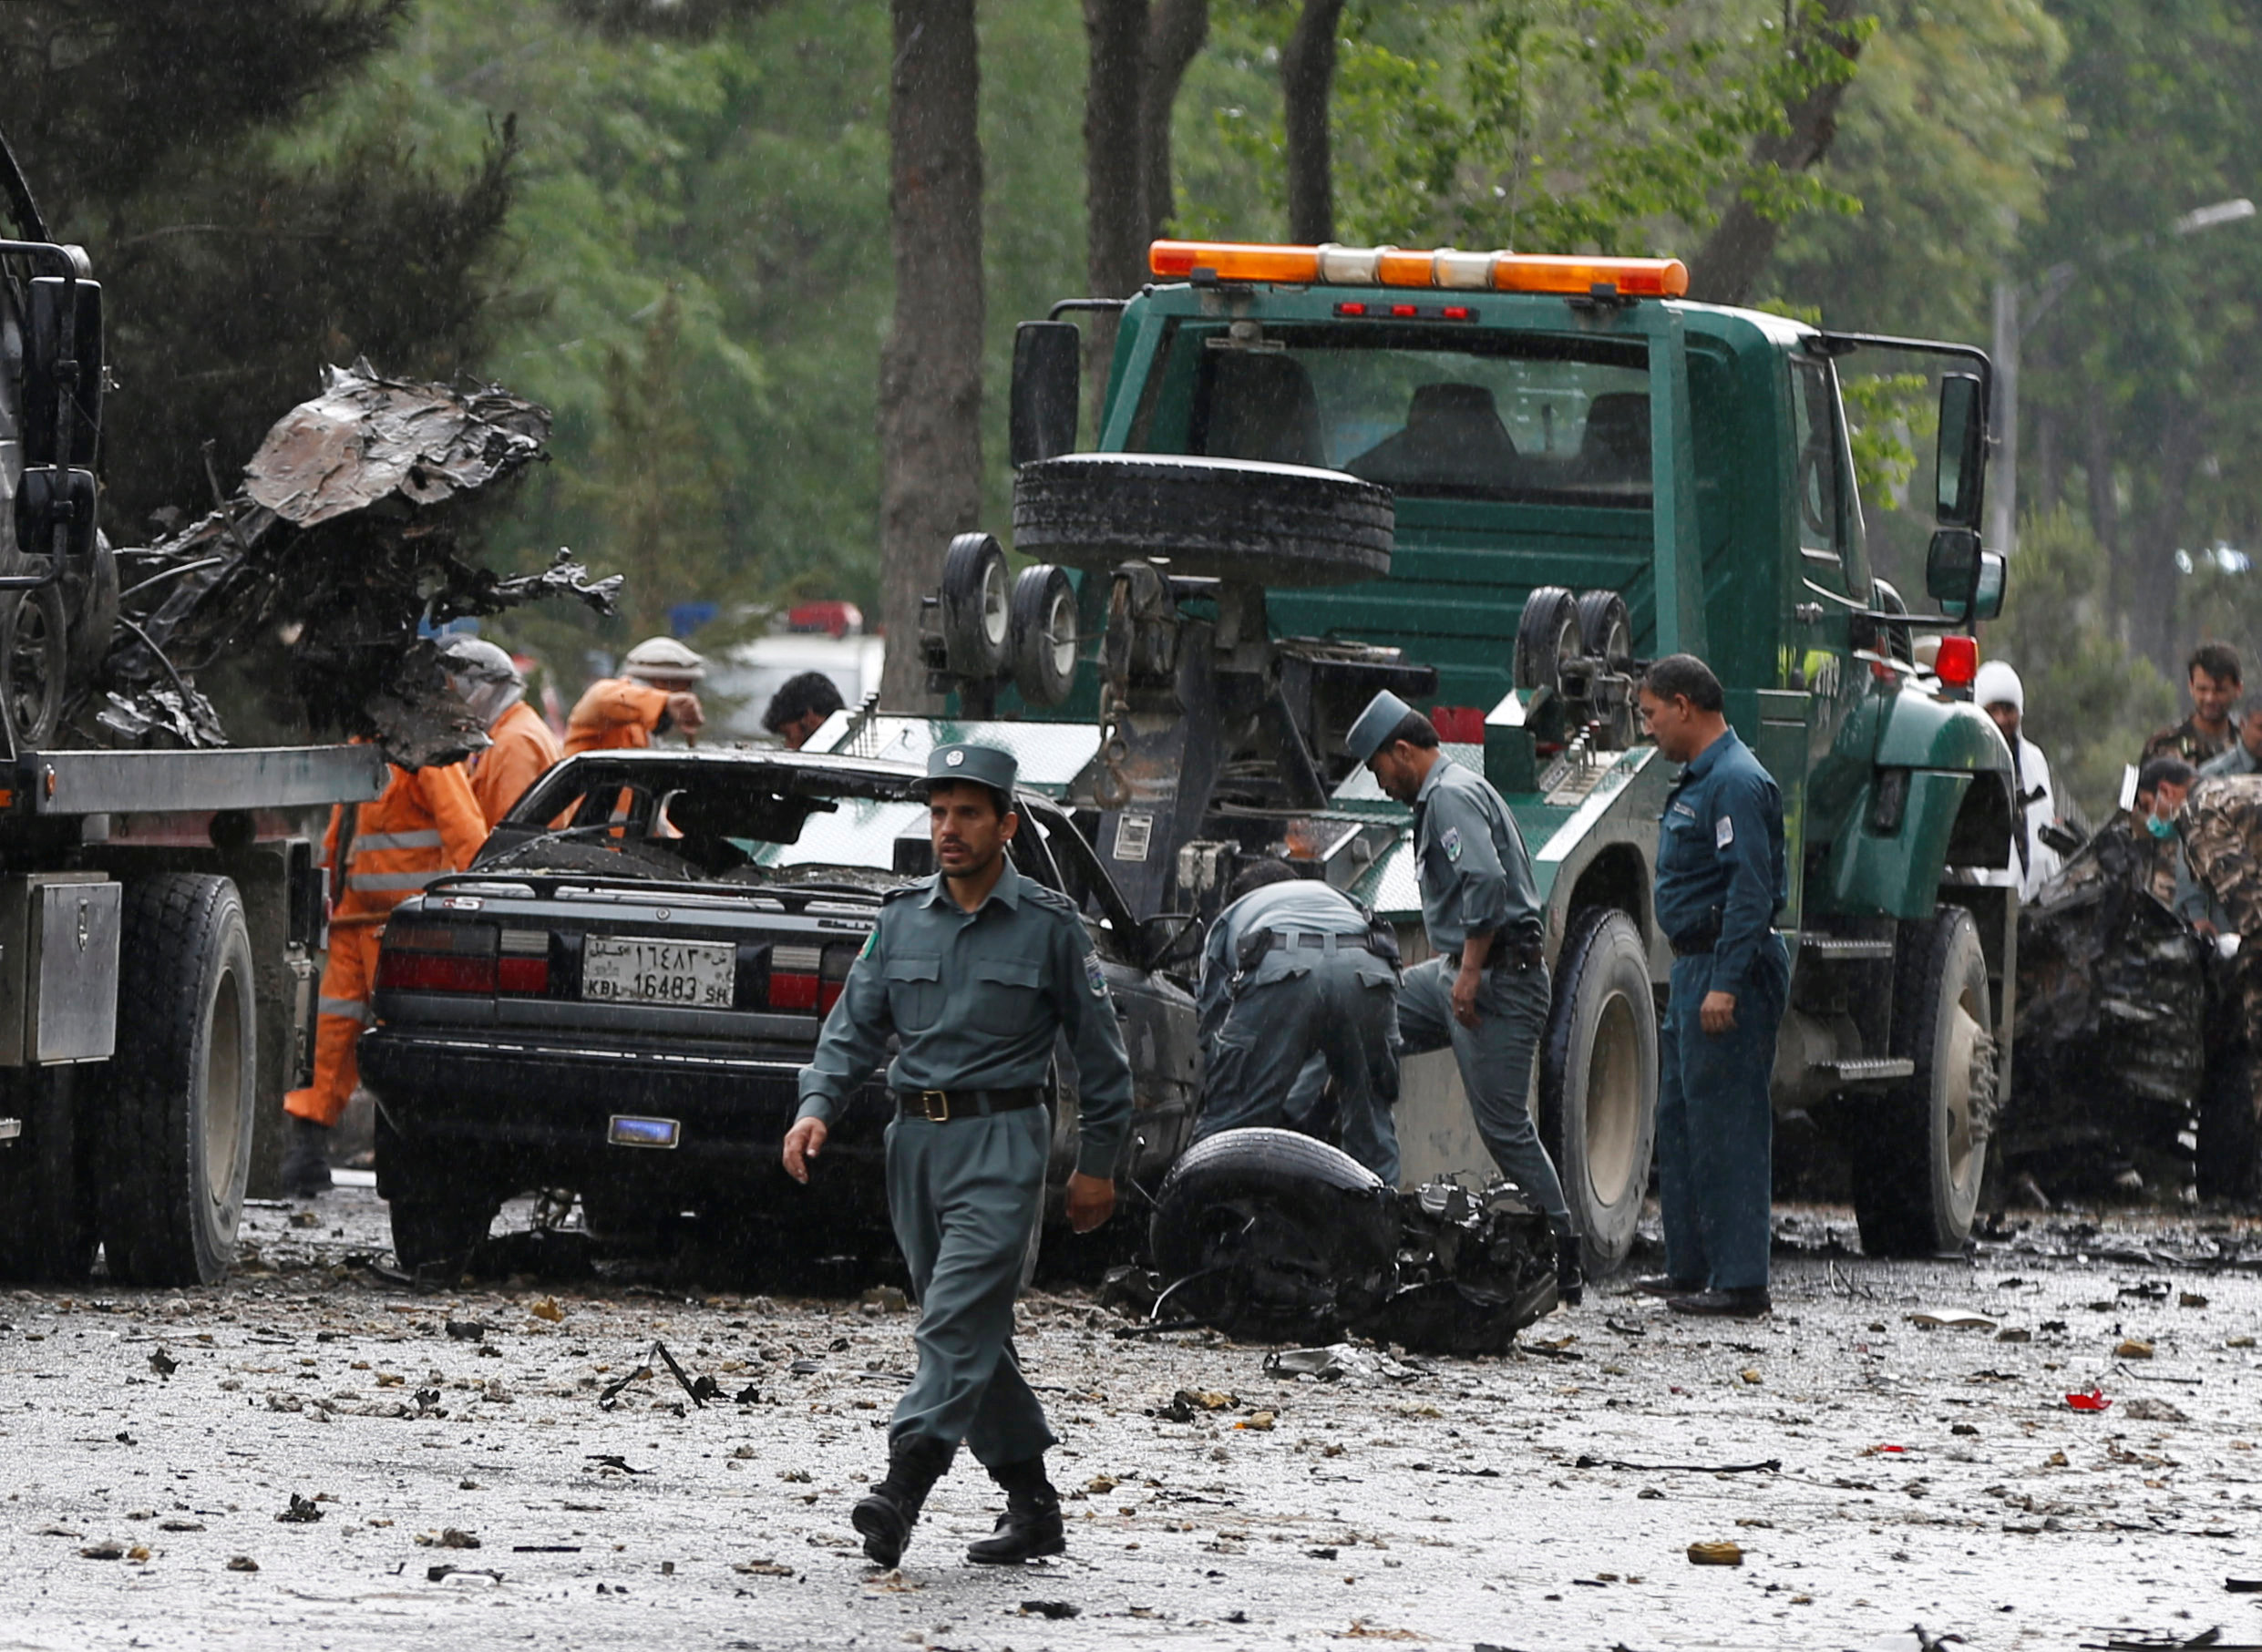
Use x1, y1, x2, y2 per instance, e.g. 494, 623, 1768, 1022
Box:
564, 677, 673, 756
470, 698, 563, 826
324, 761, 489, 927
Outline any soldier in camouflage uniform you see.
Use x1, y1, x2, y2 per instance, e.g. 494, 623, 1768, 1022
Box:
2178, 775, 2262, 1178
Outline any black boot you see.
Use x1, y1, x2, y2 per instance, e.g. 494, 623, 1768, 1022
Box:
852, 1435, 955, 1568
966, 1456, 1065, 1565
281, 1116, 333, 1199
1556, 1232, 1585, 1308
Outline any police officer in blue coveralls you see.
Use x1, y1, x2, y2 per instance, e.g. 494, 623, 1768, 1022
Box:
785, 743, 1134, 1568
1345, 690, 1585, 1306
1192, 858, 1403, 1182
1634, 654, 1788, 1319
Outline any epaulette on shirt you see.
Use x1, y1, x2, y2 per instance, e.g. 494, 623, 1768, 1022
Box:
1022, 883, 1081, 919
879, 880, 929, 905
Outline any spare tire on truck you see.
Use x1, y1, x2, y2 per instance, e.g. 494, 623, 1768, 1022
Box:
96, 874, 259, 1287
1013, 454, 1393, 587
1147, 1126, 1399, 1342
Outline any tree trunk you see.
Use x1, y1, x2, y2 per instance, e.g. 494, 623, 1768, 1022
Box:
1140, 0, 1208, 240
877, 0, 984, 712
1085, 0, 1149, 302
2128, 404, 2205, 674
1280, 0, 1348, 244
1686, 0, 1867, 305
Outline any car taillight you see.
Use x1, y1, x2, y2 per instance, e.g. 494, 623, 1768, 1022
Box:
769, 944, 822, 1011
379, 922, 499, 993
498, 929, 550, 995
820, 941, 859, 1012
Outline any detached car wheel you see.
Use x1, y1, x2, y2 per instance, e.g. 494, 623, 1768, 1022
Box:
1013, 454, 1393, 587
98, 874, 258, 1288
1852, 907, 1995, 1257
1540, 907, 1657, 1280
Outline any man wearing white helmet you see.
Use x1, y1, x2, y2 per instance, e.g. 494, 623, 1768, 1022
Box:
437, 635, 563, 826
565, 636, 707, 755
1975, 659, 2062, 901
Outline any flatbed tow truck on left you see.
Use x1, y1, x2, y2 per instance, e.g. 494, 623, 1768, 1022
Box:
0, 146, 386, 1287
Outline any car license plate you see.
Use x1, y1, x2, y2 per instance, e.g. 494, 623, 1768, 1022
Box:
581, 936, 735, 1008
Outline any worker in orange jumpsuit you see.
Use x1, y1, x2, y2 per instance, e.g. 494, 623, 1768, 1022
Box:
280, 757, 488, 1197
564, 636, 707, 754
438, 635, 562, 826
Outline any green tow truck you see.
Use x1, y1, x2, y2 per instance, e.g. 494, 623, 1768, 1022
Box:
882, 236, 2017, 1277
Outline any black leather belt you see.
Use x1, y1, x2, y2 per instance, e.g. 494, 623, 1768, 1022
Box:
1670, 929, 1720, 958
1445, 939, 1544, 971
893, 1086, 1044, 1123
1260, 929, 1383, 955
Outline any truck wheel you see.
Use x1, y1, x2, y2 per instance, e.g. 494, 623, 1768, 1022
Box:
941, 532, 1012, 679
1514, 586, 1578, 692
1574, 589, 1632, 664
1540, 908, 1658, 1280
375, 1103, 499, 1276
97, 875, 258, 1287
1010, 563, 1079, 707
0, 1068, 98, 1282
1851, 907, 1996, 1257
1012, 454, 1393, 587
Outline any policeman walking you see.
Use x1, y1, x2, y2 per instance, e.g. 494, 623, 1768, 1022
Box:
1192, 859, 1403, 1182
1346, 691, 1584, 1306
785, 744, 1132, 1569
1635, 655, 1787, 1319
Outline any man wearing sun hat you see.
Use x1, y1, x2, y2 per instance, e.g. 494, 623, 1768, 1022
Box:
787, 742, 1134, 1570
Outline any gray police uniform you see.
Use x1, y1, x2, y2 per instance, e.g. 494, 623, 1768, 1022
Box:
2201, 739, 2261, 779
1651, 724, 1787, 1293
1193, 877, 1403, 1182
797, 745, 1133, 1471
1344, 688, 1573, 1232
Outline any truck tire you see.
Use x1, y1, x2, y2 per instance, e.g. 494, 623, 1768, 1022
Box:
1574, 589, 1632, 665
940, 532, 1011, 679
375, 1102, 500, 1277
0, 1067, 98, 1283
1514, 586, 1578, 692
97, 874, 258, 1287
1540, 907, 1658, 1280
1010, 563, 1079, 707
1851, 907, 1996, 1257
1012, 454, 1393, 587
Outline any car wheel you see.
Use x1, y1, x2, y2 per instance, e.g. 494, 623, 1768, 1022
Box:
97, 874, 258, 1287
940, 532, 1012, 679
1010, 563, 1079, 707
1012, 454, 1393, 587
1540, 907, 1657, 1280
375, 1102, 499, 1277
1851, 907, 1995, 1257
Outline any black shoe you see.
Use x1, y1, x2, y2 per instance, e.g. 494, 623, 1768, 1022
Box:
967, 1498, 1065, 1564
1667, 1287, 1772, 1319
280, 1116, 333, 1199
1629, 1274, 1705, 1298
1556, 1233, 1585, 1308
851, 1435, 955, 1568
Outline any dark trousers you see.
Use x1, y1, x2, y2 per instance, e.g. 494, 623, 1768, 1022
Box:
1656, 941, 1787, 1292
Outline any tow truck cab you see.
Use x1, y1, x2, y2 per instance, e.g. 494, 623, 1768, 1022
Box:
996, 239, 2016, 1267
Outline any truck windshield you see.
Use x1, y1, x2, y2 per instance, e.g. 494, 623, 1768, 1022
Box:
1160, 328, 1650, 506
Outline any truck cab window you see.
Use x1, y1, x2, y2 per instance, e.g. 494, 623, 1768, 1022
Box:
1790, 354, 1869, 597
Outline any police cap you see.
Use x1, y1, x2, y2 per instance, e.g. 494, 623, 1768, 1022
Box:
912, 742, 1020, 804
1345, 689, 1417, 765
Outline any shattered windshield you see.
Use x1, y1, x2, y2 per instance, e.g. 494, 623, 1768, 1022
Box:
1151, 326, 1651, 506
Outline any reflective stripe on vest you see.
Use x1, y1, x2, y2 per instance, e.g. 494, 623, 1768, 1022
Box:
350, 829, 445, 858
317, 995, 374, 1025
348, 870, 440, 892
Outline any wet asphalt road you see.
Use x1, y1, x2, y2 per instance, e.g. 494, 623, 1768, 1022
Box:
0, 1193, 2256, 1651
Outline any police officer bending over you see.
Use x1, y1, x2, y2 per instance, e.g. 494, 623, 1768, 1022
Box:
1636, 654, 1788, 1319
1346, 691, 1584, 1306
785, 744, 1133, 1568
1193, 859, 1403, 1182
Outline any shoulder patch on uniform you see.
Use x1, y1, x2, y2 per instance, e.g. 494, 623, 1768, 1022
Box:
1442, 826, 1463, 862
858, 929, 878, 959
1716, 815, 1734, 849
1085, 953, 1108, 998
880, 881, 924, 904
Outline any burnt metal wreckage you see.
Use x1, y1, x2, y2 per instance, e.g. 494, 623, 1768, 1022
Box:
29, 362, 617, 767
1133, 1127, 1559, 1354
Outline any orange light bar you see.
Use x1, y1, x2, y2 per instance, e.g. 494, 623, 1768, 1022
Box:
1148, 240, 1689, 300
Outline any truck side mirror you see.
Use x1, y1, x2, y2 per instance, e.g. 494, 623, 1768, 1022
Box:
1009, 321, 1080, 468
15, 465, 96, 559
1925, 529, 2007, 621
1934, 372, 1985, 529
1969, 548, 2007, 621
23, 275, 103, 468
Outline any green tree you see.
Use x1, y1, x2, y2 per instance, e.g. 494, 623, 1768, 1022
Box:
1986, 506, 2174, 818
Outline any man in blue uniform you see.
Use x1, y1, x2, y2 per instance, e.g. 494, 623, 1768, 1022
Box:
786, 744, 1133, 1567
1193, 859, 1403, 1181
1636, 654, 1787, 1319
1346, 690, 1584, 1306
